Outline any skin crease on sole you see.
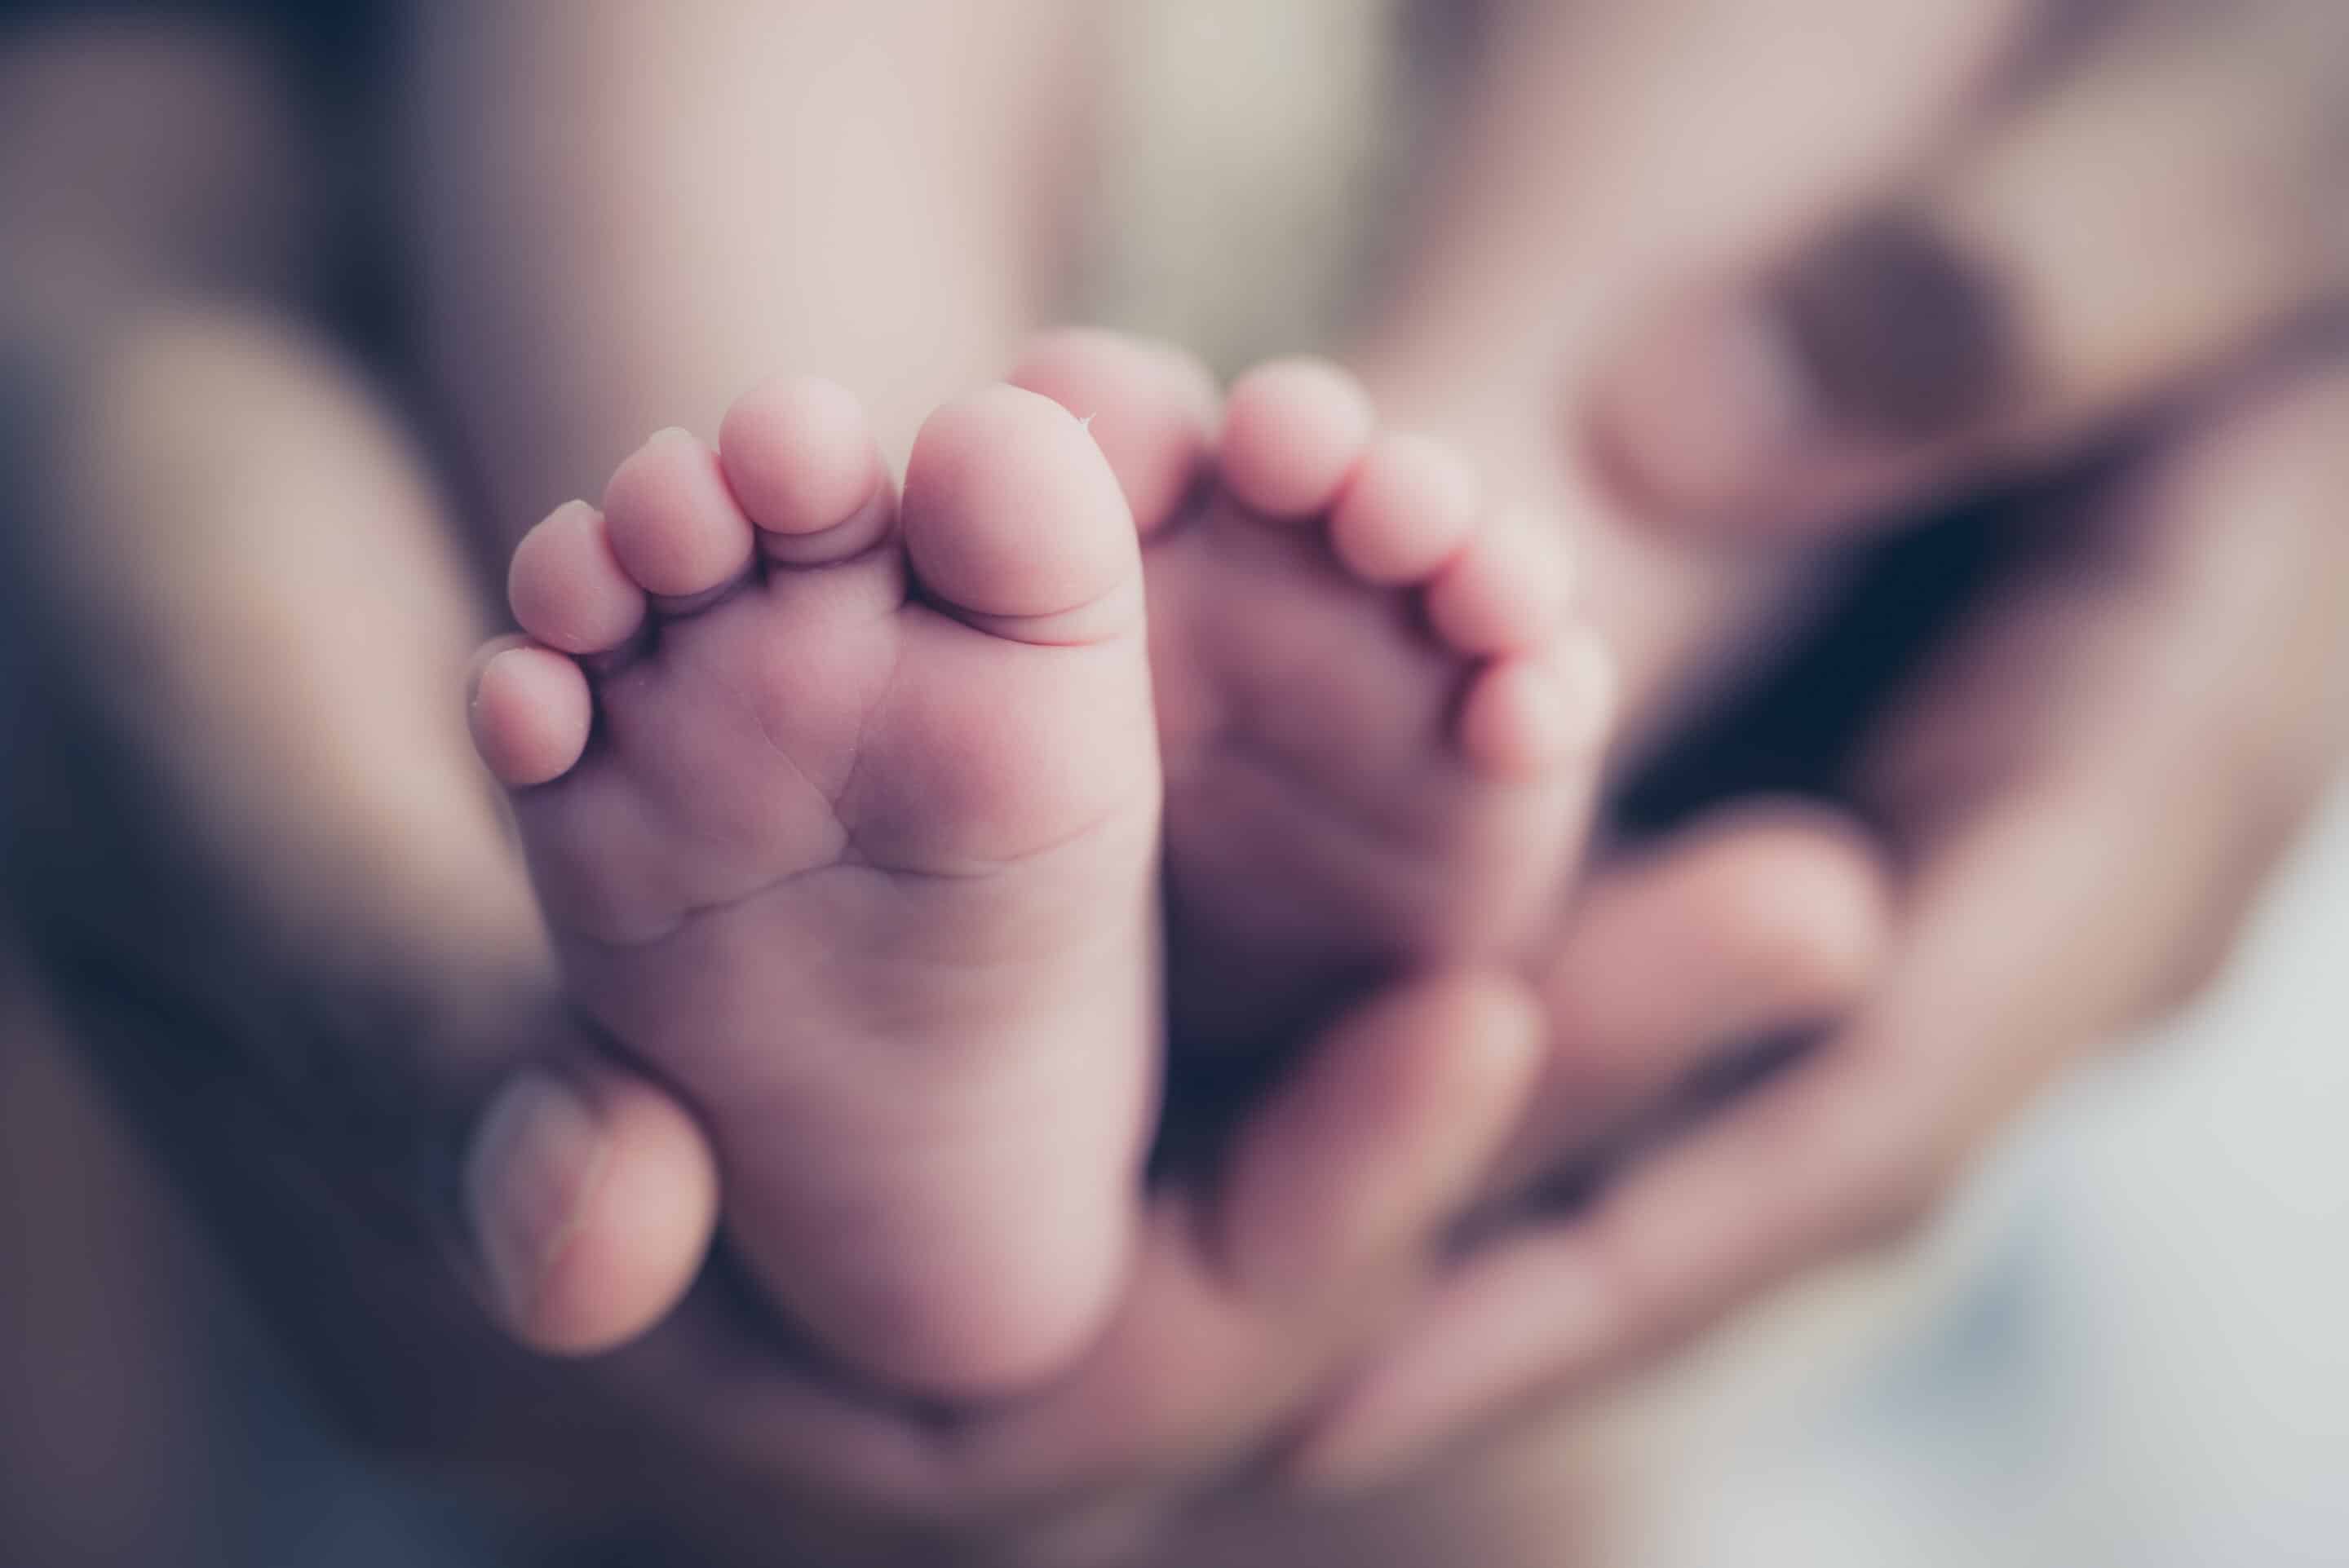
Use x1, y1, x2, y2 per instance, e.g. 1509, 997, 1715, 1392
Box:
472, 368, 1166, 1399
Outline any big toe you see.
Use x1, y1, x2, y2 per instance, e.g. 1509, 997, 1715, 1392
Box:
900, 384, 1143, 643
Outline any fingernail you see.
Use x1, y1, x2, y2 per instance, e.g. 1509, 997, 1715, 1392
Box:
1591, 210, 2011, 520
465, 1069, 610, 1330
1588, 288, 1812, 519
1778, 210, 2011, 437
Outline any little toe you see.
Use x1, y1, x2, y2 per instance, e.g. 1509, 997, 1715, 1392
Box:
508, 500, 648, 656
1328, 432, 1482, 586
471, 638, 593, 787
1220, 357, 1375, 519
719, 377, 896, 567
1009, 329, 1218, 534
900, 383, 1141, 642
1457, 631, 1615, 782
601, 427, 758, 607
1426, 506, 1574, 657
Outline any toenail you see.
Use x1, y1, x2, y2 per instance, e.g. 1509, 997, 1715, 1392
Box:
466, 1069, 611, 1332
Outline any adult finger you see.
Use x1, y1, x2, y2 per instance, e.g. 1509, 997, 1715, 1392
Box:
1483, 800, 1892, 1199
1215, 973, 1546, 1305
0, 311, 721, 1367
457, 642, 723, 1355
460, 1051, 719, 1355
1591, 2, 2349, 537
1298, 351, 2349, 1488
981, 973, 1549, 1492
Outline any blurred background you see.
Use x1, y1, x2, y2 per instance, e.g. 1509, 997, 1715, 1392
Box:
1619, 784, 2349, 1568
3, 1, 2343, 1564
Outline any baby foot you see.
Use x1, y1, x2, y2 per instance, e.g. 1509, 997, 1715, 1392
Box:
1020, 343, 1607, 1059
468, 373, 1163, 1396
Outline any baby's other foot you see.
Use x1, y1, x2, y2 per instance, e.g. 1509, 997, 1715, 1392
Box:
469, 370, 1164, 1396
1128, 354, 1608, 1057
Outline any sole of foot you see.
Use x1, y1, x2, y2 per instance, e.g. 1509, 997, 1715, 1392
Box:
1030, 345, 1612, 1059
470, 364, 1170, 1398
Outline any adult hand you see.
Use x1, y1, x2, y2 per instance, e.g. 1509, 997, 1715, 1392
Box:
1303, 357, 2349, 1483
286, 832, 1884, 1568
15, 734, 1876, 1566
1290, 0, 2349, 1482
0, 303, 1888, 1564
336, 973, 1561, 1566
1590, 0, 2349, 540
